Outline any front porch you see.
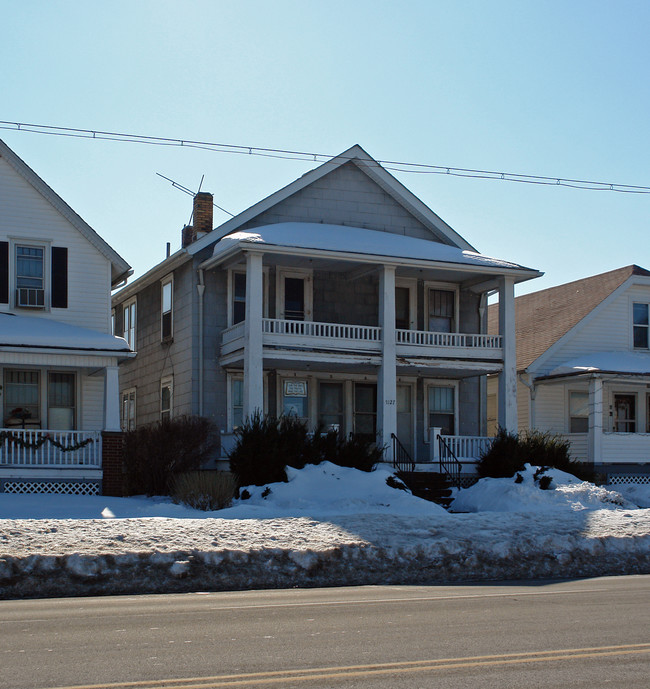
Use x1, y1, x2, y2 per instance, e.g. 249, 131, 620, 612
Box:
0, 427, 104, 494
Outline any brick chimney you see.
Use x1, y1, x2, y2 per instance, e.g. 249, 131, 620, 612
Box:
193, 192, 213, 239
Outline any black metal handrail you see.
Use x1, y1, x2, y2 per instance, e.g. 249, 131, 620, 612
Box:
437, 434, 463, 489
391, 433, 415, 473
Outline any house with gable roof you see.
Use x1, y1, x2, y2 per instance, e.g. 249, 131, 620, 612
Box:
112, 145, 541, 480
0, 139, 134, 495
488, 265, 650, 482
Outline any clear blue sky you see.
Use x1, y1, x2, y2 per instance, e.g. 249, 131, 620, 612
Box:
2, 0, 648, 293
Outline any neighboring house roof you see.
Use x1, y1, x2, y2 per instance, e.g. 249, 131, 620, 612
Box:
488, 265, 650, 371
202, 223, 540, 281
0, 312, 132, 354
187, 144, 477, 255
0, 139, 132, 287
547, 351, 650, 378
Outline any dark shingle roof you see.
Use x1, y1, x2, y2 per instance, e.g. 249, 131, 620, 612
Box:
488, 265, 650, 371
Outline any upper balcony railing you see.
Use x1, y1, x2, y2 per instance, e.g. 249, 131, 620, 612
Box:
220, 318, 503, 359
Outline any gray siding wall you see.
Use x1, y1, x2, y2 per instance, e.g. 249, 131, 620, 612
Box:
116, 261, 195, 427
313, 272, 378, 326
238, 162, 444, 242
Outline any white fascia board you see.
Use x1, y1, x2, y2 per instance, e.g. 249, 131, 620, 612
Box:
526, 275, 641, 377
112, 250, 189, 304
0, 139, 132, 283
199, 241, 541, 283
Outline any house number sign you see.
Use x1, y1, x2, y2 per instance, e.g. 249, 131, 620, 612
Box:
284, 380, 307, 397
385, 399, 396, 405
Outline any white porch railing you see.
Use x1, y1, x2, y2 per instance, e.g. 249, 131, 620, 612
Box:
221, 318, 502, 358
397, 330, 502, 349
442, 434, 495, 461
0, 429, 102, 467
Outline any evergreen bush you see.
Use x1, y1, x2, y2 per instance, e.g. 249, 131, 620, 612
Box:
123, 415, 218, 495
478, 427, 594, 482
228, 413, 382, 488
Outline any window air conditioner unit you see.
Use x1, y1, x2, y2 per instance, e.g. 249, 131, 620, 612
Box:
16, 287, 45, 308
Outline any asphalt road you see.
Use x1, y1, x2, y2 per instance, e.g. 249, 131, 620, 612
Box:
1, 576, 649, 689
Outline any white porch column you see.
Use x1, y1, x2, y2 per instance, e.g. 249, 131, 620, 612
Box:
378, 265, 397, 461
497, 277, 518, 432
104, 365, 121, 431
243, 252, 264, 421
588, 376, 603, 464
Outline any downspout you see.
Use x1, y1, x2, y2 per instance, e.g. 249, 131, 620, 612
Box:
518, 372, 536, 429
197, 268, 205, 416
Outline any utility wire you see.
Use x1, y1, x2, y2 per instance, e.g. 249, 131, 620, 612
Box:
1, 119, 648, 195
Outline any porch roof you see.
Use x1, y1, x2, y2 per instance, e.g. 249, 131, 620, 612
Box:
544, 351, 650, 379
0, 313, 132, 355
202, 222, 541, 283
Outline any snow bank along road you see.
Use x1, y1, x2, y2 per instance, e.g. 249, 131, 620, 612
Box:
1, 509, 649, 599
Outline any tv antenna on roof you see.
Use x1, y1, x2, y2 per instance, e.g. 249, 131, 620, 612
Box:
155, 172, 234, 217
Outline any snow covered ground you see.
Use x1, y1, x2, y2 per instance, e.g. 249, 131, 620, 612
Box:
0, 463, 648, 599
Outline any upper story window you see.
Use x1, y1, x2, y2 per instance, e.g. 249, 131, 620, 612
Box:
425, 284, 457, 333
277, 269, 313, 321
161, 276, 173, 342
123, 298, 136, 350
0, 241, 68, 310
232, 272, 246, 325
16, 245, 45, 307
633, 303, 649, 349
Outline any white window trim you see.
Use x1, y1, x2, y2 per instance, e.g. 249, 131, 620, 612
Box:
395, 277, 417, 330
424, 281, 459, 333
226, 371, 269, 431
161, 274, 174, 342
123, 297, 137, 350
424, 379, 459, 442
631, 300, 650, 350
567, 388, 589, 434
160, 376, 173, 422
275, 267, 313, 321
226, 267, 269, 327
9, 238, 51, 310
121, 387, 137, 431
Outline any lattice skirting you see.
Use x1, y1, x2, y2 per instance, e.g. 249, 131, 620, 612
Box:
459, 475, 479, 489
2, 480, 100, 495
606, 474, 650, 486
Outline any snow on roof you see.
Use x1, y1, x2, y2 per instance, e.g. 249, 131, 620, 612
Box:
210, 223, 536, 273
548, 351, 650, 377
0, 312, 131, 353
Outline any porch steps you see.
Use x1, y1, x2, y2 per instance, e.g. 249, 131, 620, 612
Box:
398, 471, 454, 508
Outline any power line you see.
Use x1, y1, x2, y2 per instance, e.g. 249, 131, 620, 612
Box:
1, 119, 648, 195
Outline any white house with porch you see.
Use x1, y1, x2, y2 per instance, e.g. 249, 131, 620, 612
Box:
488, 265, 650, 483
0, 139, 133, 495
112, 145, 540, 483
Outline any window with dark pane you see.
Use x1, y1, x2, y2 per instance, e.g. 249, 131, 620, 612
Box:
428, 385, 455, 435
428, 289, 455, 332
233, 273, 246, 324
284, 277, 305, 320
633, 303, 649, 349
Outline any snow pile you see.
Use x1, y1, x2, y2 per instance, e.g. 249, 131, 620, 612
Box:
223, 463, 449, 518
450, 464, 637, 513
0, 463, 648, 599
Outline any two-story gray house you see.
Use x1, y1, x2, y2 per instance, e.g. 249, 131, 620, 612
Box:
112, 145, 540, 473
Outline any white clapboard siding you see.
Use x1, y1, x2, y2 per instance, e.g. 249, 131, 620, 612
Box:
80, 374, 105, 430
0, 157, 112, 333
538, 283, 650, 375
